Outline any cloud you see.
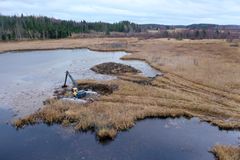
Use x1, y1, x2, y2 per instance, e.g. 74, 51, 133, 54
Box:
0, 0, 240, 24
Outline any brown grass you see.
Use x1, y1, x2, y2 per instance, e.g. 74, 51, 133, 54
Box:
14, 74, 240, 139
212, 145, 240, 160
0, 38, 137, 53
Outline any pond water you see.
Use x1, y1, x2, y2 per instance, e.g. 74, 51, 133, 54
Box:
0, 49, 239, 160
0, 49, 160, 116
0, 109, 239, 160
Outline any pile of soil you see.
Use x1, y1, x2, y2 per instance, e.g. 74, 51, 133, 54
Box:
91, 62, 141, 75
78, 82, 118, 95
52, 82, 117, 99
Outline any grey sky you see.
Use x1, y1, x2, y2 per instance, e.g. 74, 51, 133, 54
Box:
0, 0, 240, 24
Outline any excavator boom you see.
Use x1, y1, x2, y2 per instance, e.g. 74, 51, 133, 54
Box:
62, 71, 77, 88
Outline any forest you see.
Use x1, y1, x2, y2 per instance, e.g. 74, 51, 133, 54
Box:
0, 14, 239, 41
0, 14, 139, 40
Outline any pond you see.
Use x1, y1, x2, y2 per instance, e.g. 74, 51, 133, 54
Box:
0, 49, 160, 116
0, 49, 239, 160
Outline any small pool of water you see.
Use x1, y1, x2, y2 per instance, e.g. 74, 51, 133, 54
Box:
0, 109, 239, 160
0, 49, 160, 116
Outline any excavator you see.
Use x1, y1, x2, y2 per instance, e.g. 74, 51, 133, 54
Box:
62, 71, 87, 99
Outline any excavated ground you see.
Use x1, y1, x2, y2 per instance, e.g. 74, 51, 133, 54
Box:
91, 62, 141, 75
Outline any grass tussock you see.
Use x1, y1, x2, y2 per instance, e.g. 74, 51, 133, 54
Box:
212, 145, 240, 160
97, 128, 117, 140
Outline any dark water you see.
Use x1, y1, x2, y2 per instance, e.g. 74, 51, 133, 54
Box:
0, 109, 239, 160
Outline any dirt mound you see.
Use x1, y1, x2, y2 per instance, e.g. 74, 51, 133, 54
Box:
52, 81, 118, 100
91, 62, 141, 75
78, 81, 118, 95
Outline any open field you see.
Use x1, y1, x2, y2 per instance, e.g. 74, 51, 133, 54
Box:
1, 38, 240, 158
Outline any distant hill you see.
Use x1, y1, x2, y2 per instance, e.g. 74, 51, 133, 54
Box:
0, 14, 239, 41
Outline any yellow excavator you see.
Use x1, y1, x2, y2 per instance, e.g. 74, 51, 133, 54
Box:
62, 71, 86, 98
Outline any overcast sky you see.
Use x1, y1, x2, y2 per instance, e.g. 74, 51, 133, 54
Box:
0, 0, 240, 25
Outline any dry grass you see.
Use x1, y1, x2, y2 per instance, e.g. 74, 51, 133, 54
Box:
122, 39, 240, 94
0, 38, 137, 53
14, 74, 240, 139
212, 145, 240, 160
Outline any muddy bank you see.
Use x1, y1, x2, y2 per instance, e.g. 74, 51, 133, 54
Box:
91, 62, 141, 75
77, 80, 118, 95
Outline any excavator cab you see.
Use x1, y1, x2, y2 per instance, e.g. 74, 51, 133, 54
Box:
72, 87, 78, 96
62, 71, 87, 99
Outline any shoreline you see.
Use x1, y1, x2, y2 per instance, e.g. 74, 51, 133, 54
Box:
0, 46, 135, 55
0, 37, 138, 54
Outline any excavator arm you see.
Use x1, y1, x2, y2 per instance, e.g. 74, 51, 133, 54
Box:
62, 71, 77, 88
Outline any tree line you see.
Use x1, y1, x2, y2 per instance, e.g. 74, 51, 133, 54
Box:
0, 14, 239, 41
141, 29, 237, 40
0, 15, 140, 40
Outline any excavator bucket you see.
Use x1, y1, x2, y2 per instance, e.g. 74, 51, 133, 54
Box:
62, 84, 68, 88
